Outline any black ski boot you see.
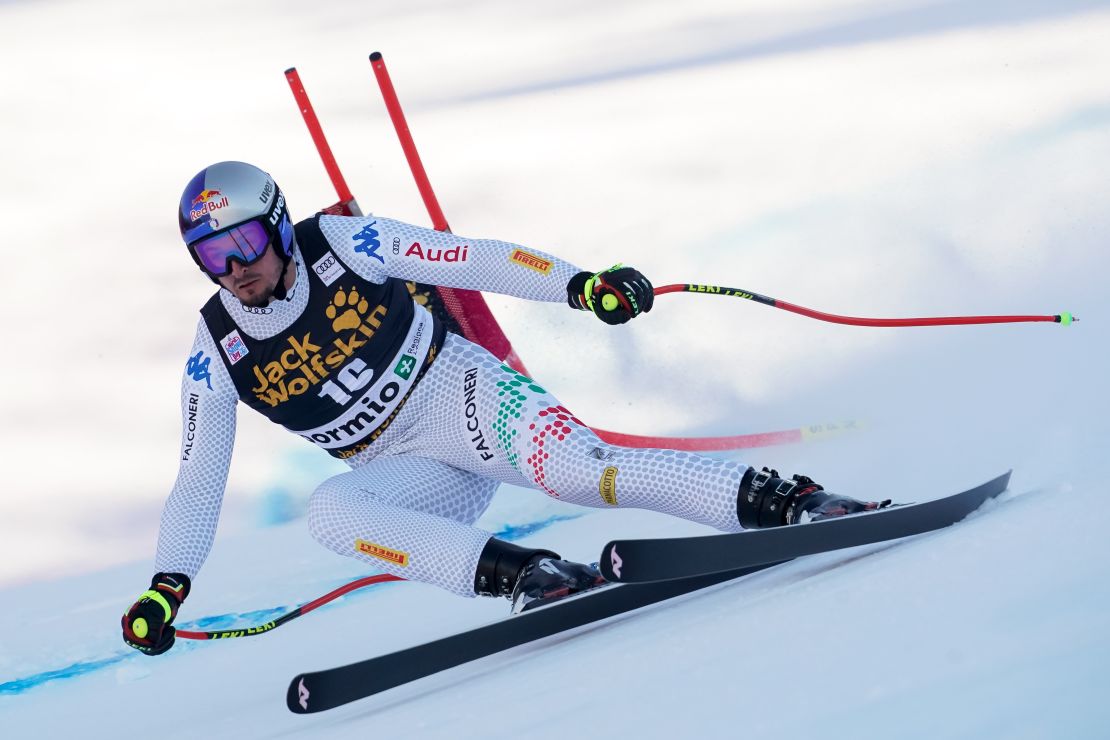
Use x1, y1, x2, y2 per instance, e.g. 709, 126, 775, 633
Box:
474, 538, 606, 614
510, 555, 606, 614
737, 467, 891, 528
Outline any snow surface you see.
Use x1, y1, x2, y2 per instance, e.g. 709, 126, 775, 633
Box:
1, 0, 1108, 737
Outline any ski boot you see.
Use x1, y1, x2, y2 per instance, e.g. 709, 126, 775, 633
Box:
474, 538, 606, 614
737, 467, 891, 528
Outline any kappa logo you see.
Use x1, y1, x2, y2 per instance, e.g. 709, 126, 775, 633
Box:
186, 351, 213, 390
352, 221, 384, 264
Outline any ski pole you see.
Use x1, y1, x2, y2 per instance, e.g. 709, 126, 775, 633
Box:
175, 574, 403, 641
656, 283, 1076, 328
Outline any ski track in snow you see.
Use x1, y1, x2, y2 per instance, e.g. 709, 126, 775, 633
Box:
2, 0, 1109, 738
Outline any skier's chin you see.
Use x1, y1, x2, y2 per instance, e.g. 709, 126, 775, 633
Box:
237, 279, 276, 308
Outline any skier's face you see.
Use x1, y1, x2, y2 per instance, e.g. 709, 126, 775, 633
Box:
218, 243, 288, 307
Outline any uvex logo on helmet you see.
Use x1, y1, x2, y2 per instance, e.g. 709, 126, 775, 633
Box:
259, 178, 274, 204
269, 193, 285, 226
190, 190, 229, 222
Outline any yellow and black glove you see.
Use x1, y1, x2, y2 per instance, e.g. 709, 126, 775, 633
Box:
567, 265, 654, 325
121, 572, 190, 656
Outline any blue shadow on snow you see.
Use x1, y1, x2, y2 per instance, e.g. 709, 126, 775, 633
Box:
0, 513, 582, 697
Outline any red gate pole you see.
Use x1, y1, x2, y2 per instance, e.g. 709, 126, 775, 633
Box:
285, 67, 361, 216
368, 52, 450, 231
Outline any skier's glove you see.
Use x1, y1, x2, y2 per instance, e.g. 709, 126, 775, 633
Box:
121, 572, 190, 656
567, 264, 654, 325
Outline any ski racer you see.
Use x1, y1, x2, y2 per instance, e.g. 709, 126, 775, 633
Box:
122, 161, 888, 655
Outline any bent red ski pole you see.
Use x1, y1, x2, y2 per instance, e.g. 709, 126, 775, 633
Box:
656, 283, 1076, 328
176, 574, 403, 641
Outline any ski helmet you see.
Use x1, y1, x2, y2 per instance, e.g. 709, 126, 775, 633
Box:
178, 161, 294, 280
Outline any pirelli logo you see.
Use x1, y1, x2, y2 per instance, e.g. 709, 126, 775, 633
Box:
354, 539, 410, 567
599, 466, 618, 506
509, 249, 553, 275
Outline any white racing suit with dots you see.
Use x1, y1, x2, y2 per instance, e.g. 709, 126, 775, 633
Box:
160, 214, 749, 597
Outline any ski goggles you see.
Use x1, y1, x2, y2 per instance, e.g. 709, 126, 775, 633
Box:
188, 219, 273, 278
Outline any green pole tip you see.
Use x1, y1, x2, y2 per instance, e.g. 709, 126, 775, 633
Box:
1058, 312, 1075, 325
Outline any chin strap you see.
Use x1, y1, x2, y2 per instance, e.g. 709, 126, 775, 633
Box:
271, 252, 292, 301
270, 236, 299, 300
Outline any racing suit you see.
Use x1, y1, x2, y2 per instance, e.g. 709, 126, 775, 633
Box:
160, 214, 748, 596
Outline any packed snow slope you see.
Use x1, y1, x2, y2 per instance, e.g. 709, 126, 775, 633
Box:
1, 0, 1108, 738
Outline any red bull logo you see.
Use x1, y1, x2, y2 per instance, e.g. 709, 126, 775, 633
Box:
190, 189, 229, 221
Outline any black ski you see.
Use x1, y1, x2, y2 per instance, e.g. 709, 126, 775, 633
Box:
600, 470, 1011, 583
286, 560, 784, 713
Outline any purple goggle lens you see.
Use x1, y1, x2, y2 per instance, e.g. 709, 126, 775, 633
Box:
189, 220, 271, 277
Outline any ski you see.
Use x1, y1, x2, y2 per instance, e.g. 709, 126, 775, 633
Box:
286, 560, 784, 713
600, 470, 1012, 583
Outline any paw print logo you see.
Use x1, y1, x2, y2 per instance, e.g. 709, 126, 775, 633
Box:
326, 288, 370, 331
405, 281, 431, 307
